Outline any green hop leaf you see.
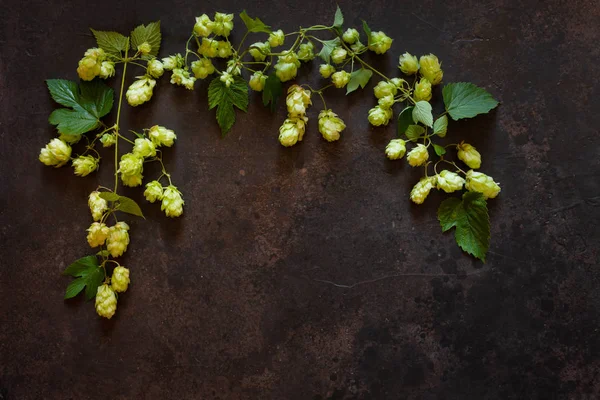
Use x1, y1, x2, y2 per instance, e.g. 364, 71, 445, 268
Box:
397, 106, 414, 137
346, 68, 373, 95
433, 115, 448, 137
333, 5, 344, 28
412, 101, 433, 127
63, 255, 105, 300
98, 192, 145, 218
208, 75, 249, 136
130, 21, 161, 57
438, 192, 490, 262
442, 82, 499, 120
405, 125, 425, 141
90, 29, 129, 55
46, 79, 114, 135
239, 10, 272, 33
317, 37, 341, 64
433, 144, 446, 156
262, 73, 283, 112
362, 20, 372, 44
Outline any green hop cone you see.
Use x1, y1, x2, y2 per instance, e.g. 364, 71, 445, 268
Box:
319, 64, 335, 78
385, 139, 406, 160
76, 48, 105, 81
398, 52, 419, 75
378, 94, 394, 109
410, 176, 436, 204
465, 170, 501, 199
217, 41, 233, 58
86, 222, 109, 248
373, 81, 397, 99
414, 78, 432, 102
286, 85, 312, 117
161, 185, 185, 218
457, 142, 482, 169
147, 59, 164, 79
331, 71, 351, 88
330, 47, 348, 64
171, 68, 196, 90
268, 29, 285, 47
278, 116, 307, 147
106, 222, 130, 258
161, 54, 184, 70
100, 133, 116, 147
95, 284, 117, 319
368, 31, 393, 54
118, 153, 144, 187
198, 38, 219, 58
126, 76, 156, 106
194, 14, 214, 37
318, 109, 346, 142
407, 144, 429, 167
111, 266, 130, 293
367, 106, 393, 126
88, 191, 108, 221
274, 50, 300, 82
72, 155, 99, 177
191, 58, 215, 79
297, 42, 315, 62
132, 138, 156, 158
212, 12, 234, 37
144, 181, 164, 203
249, 71, 267, 92
39, 138, 72, 167
436, 170, 465, 193
148, 125, 177, 147
99, 61, 115, 79
137, 41, 152, 55
351, 41, 366, 53
342, 28, 360, 44
219, 71, 234, 87
419, 54, 443, 85
226, 59, 241, 76
249, 41, 270, 61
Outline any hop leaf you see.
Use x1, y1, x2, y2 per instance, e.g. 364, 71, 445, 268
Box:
442, 82, 499, 120
239, 10, 272, 33
130, 21, 161, 57
90, 29, 129, 55
208, 75, 249, 135
346, 68, 373, 95
412, 101, 433, 127
63, 256, 105, 300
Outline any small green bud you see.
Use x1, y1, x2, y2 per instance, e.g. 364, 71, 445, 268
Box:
95, 284, 117, 319
342, 28, 360, 44
111, 266, 130, 293
106, 221, 130, 258
331, 70, 351, 88
368, 31, 393, 54
137, 42, 152, 55
457, 142, 482, 169
147, 59, 164, 78
268, 29, 285, 47
86, 222, 109, 248
249, 41, 270, 61
465, 170, 501, 199
331, 47, 348, 64
390, 77, 407, 88
319, 64, 335, 78
148, 125, 177, 147
385, 139, 406, 160
170, 68, 196, 90
194, 14, 214, 37
99, 61, 115, 79
161, 185, 184, 218
410, 176, 436, 204
226, 59, 242, 76
144, 180, 164, 203
373, 81, 397, 99
219, 71, 234, 87
398, 52, 419, 75
88, 191, 108, 221
100, 133, 116, 147
249, 71, 267, 92
161, 54, 184, 70
132, 138, 156, 158
406, 144, 429, 167
318, 109, 346, 142
419, 54, 443, 85
436, 170, 465, 193
414, 78, 432, 102
367, 106, 393, 126
72, 155, 99, 177
39, 139, 72, 167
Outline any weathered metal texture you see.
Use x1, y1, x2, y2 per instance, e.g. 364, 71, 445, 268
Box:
1, 0, 599, 398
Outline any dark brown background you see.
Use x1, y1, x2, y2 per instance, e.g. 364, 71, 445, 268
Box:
1, 0, 599, 399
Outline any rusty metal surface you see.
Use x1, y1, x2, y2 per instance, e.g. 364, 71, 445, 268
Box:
1, 0, 600, 398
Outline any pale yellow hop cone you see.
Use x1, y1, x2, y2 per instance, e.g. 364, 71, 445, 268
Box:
385, 139, 406, 160
419, 54, 443, 85
249, 71, 267, 92
95, 284, 117, 319
465, 170, 501, 199
144, 181, 164, 203
147, 59, 164, 79
279, 116, 308, 147
132, 138, 156, 158
457, 142, 482, 169
318, 110, 346, 142
111, 266, 130, 293
39, 138, 72, 167
319, 64, 335, 79
410, 176, 437, 204
118, 153, 144, 187
286, 85, 312, 117
398, 52, 419, 75
126, 76, 156, 106
148, 125, 177, 147
106, 222, 130, 258
331, 71, 351, 88
368, 106, 393, 126
86, 222, 109, 248
161, 185, 184, 218
407, 144, 430, 167
88, 191, 108, 222
414, 78, 432, 102
72, 155, 99, 177
436, 170, 465, 193
368, 31, 393, 54
77, 48, 105, 81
